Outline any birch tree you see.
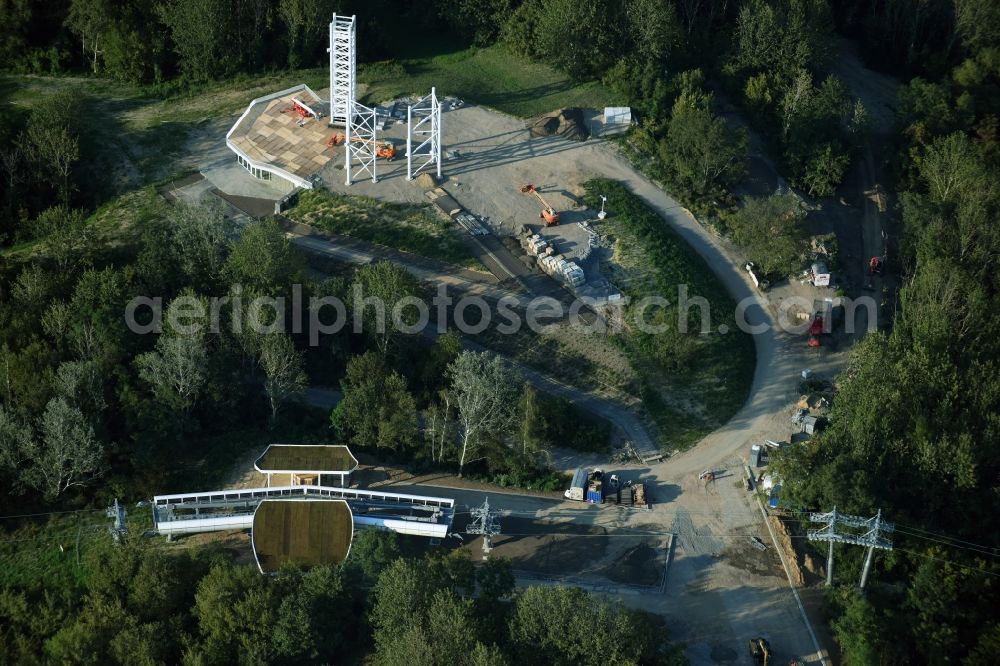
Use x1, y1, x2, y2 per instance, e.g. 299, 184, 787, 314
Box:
447, 351, 520, 476
259, 332, 307, 425
26, 398, 105, 499
54, 360, 107, 417
66, 0, 110, 73
170, 202, 229, 289
136, 295, 209, 417
423, 390, 453, 463
27, 125, 79, 204
35, 206, 89, 271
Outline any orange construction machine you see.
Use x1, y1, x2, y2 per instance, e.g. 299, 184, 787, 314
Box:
326, 132, 397, 161
520, 184, 560, 225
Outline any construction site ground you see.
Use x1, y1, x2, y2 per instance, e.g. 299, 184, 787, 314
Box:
157, 52, 905, 665
165, 105, 859, 664
313, 102, 618, 272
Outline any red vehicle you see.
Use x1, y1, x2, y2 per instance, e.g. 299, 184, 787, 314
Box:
808, 313, 823, 347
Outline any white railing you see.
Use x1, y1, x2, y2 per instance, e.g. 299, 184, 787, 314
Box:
152, 508, 449, 539
153, 484, 455, 510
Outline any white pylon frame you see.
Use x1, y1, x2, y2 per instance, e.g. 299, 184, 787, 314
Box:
345, 101, 378, 185
328, 14, 356, 126
406, 87, 442, 181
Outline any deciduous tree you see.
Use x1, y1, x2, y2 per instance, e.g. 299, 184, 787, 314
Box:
25, 397, 105, 499
258, 332, 307, 425
448, 351, 520, 475
35, 206, 89, 270
661, 86, 748, 199
135, 295, 210, 417
353, 260, 422, 358
333, 351, 417, 449
724, 194, 806, 276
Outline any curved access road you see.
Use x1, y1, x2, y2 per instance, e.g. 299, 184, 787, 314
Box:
585, 145, 839, 666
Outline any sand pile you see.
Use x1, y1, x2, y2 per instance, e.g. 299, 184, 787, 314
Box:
527, 108, 588, 141
413, 172, 438, 190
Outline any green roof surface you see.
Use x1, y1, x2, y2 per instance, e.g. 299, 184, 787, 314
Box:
254, 445, 358, 473
252, 500, 353, 573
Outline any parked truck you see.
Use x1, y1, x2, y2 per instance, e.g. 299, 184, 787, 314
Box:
565, 468, 605, 503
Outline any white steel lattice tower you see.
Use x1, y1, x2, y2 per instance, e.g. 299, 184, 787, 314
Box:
407, 88, 442, 181
328, 14, 356, 126
345, 102, 379, 185
328, 13, 377, 184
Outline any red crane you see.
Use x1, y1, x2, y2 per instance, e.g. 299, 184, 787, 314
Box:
520, 184, 560, 226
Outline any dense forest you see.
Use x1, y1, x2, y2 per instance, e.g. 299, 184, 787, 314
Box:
1, 0, 999, 664
0, 526, 685, 665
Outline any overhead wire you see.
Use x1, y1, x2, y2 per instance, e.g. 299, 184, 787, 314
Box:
892, 527, 999, 558
893, 522, 999, 552
0, 508, 106, 521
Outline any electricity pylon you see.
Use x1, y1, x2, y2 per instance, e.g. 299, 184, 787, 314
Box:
808, 506, 893, 589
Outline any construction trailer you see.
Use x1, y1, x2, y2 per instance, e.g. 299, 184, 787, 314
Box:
810, 261, 831, 287
564, 467, 604, 502
565, 468, 588, 501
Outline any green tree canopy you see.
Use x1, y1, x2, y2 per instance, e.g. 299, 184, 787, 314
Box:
724, 194, 807, 276
332, 351, 418, 450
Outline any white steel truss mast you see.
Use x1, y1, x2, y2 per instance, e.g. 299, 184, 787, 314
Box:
328, 14, 356, 126
407, 88, 442, 181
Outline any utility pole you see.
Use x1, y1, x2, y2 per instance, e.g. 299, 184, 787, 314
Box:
466, 497, 501, 556
808, 507, 893, 589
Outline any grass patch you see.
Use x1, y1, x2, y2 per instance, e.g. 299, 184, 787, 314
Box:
584, 179, 756, 450
358, 45, 616, 118
535, 393, 613, 453
87, 187, 171, 238
469, 325, 632, 393
286, 188, 481, 269
0, 506, 153, 589
2, 70, 328, 193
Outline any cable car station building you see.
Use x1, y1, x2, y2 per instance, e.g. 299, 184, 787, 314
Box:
254, 444, 358, 488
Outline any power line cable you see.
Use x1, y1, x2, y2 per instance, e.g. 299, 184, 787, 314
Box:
893, 522, 999, 552
894, 546, 1000, 579
0, 508, 105, 521
893, 527, 999, 558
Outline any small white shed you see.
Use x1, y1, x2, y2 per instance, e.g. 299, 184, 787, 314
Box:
604, 107, 632, 126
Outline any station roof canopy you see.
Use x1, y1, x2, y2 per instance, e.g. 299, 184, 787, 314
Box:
251, 499, 353, 573
254, 444, 359, 475
226, 83, 333, 188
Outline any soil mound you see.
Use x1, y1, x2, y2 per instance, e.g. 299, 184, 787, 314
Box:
413, 172, 438, 190
527, 107, 589, 141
